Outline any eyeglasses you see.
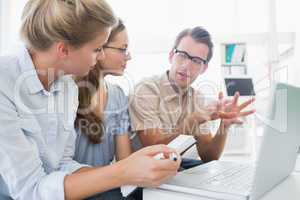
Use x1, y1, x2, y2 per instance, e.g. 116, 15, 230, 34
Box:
103, 45, 130, 57
173, 48, 207, 66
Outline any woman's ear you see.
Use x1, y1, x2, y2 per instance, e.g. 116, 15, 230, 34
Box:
56, 42, 69, 59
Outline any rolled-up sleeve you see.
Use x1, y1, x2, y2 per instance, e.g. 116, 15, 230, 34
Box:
0, 92, 67, 200
59, 77, 90, 174
116, 108, 131, 135
59, 128, 90, 174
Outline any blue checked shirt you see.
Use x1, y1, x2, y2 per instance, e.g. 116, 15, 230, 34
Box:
0, 46, 88, 200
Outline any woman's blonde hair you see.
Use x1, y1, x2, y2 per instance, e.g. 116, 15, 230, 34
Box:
20, 0, 117, 51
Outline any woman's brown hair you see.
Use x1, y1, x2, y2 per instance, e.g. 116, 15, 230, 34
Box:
75, 19, 125, 144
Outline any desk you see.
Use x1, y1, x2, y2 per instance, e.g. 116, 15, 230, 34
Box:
143, 172, 300, 200
143, 155, 300, 200
122, 156, 300, 198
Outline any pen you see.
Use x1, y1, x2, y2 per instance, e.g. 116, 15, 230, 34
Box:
169, 152, 178, 161
154, 153, 178, 161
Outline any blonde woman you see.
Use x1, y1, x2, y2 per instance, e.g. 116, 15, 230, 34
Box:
0, 1, 181, 200
74, 19, 133, 200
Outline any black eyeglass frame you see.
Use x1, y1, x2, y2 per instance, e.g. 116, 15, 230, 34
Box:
173, 48, 208, 65
103, 45, 129, 56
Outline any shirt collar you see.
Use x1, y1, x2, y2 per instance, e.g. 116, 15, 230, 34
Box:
18, 46, 64, 95
159, 71, 192, 102
18, 46, 45, 94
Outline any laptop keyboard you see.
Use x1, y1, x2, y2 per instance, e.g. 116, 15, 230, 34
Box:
187, 162, 255, 194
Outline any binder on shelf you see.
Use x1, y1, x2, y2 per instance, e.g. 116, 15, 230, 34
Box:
224, 43, 246, 65
221, 43, 247, 75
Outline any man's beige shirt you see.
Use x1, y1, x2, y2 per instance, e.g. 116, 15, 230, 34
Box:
129, 71, 213, 135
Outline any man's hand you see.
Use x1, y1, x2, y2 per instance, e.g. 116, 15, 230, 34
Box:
215, 91, 255, 128
179, 91, 255, 134
202, 91, 255, 128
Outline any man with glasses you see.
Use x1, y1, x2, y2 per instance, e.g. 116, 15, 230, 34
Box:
129, 27, 255, 169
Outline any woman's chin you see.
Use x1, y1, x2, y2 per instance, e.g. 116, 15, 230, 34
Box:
109, 70, 124, 76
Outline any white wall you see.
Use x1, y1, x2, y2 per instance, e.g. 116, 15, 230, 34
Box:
0, 0, 298, 91
294, 33, 300, 87
105, 0, 297, 96
0, 0, 26, 55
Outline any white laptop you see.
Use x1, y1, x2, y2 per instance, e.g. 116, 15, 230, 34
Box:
159, 82, 300, 200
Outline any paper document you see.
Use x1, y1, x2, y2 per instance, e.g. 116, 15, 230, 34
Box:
167, 135, 196, 155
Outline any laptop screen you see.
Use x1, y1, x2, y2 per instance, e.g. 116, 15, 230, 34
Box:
224, 78, 255, 96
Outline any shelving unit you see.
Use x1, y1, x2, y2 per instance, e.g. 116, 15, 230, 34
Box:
221, 42, 247, 75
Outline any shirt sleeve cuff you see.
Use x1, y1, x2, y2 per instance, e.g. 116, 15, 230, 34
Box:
38, 171, 68, 200
113, 123, 130, 136
59, 161, 90, 174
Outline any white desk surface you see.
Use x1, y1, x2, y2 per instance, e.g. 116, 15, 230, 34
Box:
143, 155, 300, 200
143, 172, 300, 200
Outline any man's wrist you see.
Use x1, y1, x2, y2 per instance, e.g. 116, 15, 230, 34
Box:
220, 120, 231, 132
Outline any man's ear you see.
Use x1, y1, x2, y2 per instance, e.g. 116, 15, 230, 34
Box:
200, 64, 208, 74
56, 42, 69, 59
168, 49, 175, 64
